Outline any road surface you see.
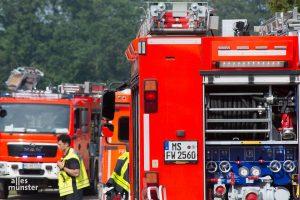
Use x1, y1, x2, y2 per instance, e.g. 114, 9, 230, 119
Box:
6, 189, 98, 200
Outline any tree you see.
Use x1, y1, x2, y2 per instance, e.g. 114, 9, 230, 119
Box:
0, 0, 141, 89
210, 0, 271, 33
267, 0, 300, 13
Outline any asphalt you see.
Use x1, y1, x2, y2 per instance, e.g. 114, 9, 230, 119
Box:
6, 189, 98, 200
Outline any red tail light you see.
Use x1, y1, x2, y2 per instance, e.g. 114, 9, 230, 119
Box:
145, 91, 157, 101
215, 185, 226, 196
144, 80, 158, 113
246, 193, 258, 200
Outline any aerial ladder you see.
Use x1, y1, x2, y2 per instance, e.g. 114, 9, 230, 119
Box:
255, 7, 300, 36
5, 67, 44, 91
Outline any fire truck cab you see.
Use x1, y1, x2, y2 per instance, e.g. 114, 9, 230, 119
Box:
101, 2, 300, 200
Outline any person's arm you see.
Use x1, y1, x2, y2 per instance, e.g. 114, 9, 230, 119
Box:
61, 158, 80, 177
61, 166, 80, 177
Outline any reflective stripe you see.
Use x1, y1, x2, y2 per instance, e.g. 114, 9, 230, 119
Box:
148, 38, 202, 45
60, 185, 73, 196
107, 137, 112, 180
144, 114, 150, 171
218, 49, 286, 56
121, 159, 129, 177
108, 152, 130, 193
119, 152, 129, 160
111, 172, 130, 192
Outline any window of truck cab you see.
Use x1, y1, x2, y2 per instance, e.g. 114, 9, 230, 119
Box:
0, 103, 70, 134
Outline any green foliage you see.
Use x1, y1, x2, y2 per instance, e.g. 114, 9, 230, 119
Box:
0, 0, 140, 89
209, 0, 271, 32
267, 0, 300, 13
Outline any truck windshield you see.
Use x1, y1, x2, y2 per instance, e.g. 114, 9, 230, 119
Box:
0, 103, 70, 134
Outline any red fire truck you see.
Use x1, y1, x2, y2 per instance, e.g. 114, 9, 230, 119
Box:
0, 67, 104, 198
102, 2, 300, 200
99, 89, 130, 198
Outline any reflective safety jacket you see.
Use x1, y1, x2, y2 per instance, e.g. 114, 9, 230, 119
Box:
58, 148, 90, 196
107, 152, 130, 193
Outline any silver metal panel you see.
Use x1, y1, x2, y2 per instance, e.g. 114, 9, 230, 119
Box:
206, 141, 298, 145
268, 85, 273, 141
206, 129, 270, 133
208, 93, 264, 96
207, 119, 269, 123
208, 108, 266, 111
209, 16, 219, 30
254, 76, 293, 84
172, 3, 187, 17
203, 75, 299, 85
204, 76, 249, 84
148, 38, 202, 45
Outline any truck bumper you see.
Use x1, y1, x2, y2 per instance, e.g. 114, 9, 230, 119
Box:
0, 162, 59, 179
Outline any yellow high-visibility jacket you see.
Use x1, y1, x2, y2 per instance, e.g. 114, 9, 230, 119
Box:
58, 148, 90, 196
108, 152, 129, 193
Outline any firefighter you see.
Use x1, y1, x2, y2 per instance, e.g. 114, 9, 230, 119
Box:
57, 134, 90, 200
105, 151, 129, 200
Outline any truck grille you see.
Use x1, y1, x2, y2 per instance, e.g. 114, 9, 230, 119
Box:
8, 144, 57, 157
19, 169, 45, 175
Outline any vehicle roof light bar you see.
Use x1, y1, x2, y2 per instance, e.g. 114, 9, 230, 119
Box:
58, 84, 84, 94
84, 82, 106, 94
216, 61, 288, 68
11, 92, 63, 99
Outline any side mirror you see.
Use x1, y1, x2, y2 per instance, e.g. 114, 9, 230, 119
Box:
102, 123, 114, 137
102, 90, 115, 120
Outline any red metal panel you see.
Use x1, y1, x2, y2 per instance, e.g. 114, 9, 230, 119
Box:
134, 37, 204, 199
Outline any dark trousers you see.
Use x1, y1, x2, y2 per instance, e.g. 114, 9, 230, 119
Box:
61, 189, 83, 200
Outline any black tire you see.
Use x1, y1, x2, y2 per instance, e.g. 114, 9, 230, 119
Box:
17, 190, 38, 195
0, 181, 8, 199
84, 162, 99, 196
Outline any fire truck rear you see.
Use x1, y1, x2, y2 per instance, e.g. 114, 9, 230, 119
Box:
0, 67, 103, 198
119, 2, 300, 200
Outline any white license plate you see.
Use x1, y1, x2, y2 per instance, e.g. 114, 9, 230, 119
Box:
23, 163, 42, 169
164, 141, 198, 163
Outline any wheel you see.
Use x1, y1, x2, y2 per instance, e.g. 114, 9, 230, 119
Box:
84, 161, 99, 196
0, 181, 8, 199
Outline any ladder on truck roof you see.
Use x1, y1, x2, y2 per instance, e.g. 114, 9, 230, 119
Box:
58, 82, 106, 95
255, 7, 300, 36
138, 1, 219, 37
5, 67, 44, 91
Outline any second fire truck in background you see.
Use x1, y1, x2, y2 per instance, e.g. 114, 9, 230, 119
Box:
0, 67, 104, 198
99, 89, 130, 199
